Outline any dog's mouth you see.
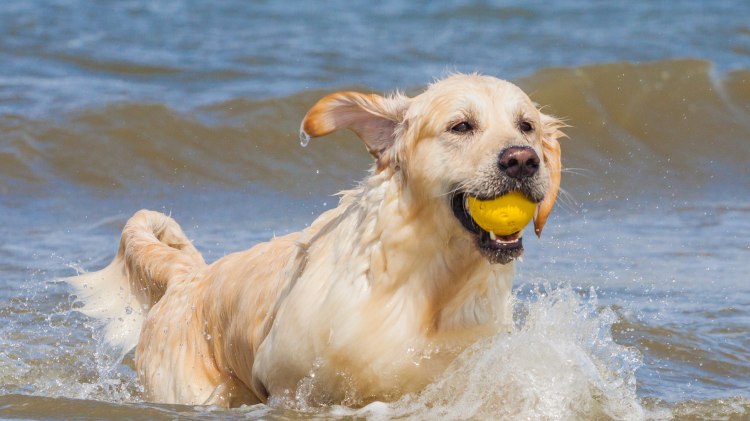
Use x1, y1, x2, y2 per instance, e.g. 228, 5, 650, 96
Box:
451, 192, 525, 265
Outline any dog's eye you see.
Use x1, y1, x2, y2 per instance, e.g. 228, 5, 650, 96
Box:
519, 120, 534, 133
450, 121, 474, 133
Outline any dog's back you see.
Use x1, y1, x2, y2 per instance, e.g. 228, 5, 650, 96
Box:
68, 208, 334, 406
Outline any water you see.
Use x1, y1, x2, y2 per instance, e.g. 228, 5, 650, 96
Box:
2, 0, 750, 419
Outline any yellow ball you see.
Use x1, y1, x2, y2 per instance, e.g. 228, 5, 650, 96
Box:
466, 192, 535, 236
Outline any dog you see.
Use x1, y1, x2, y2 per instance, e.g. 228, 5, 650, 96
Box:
68, 74, 564, 408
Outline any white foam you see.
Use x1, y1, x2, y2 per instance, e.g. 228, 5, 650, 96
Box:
335, 284, 644, 420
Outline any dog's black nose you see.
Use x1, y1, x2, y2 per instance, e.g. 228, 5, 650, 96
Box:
498, 146, 540, 179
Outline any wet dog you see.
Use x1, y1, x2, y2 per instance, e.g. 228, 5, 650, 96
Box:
69, 74, 564, 407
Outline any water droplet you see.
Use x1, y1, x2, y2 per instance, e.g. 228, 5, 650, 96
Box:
300, 130, 311, 147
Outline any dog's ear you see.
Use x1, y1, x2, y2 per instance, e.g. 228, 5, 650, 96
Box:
534, 113, 566, 237
301, 92, 407, 163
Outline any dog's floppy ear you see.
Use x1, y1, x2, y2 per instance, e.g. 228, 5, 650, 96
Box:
534, 113, 566, 237
301, 92, 407, 163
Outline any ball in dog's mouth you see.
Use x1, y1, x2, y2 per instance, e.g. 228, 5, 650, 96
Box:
451, 192, 526, 264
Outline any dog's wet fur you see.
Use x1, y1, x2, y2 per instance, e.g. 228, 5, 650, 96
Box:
68, 74, 565, 407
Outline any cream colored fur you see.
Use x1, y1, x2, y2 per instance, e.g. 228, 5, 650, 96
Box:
68, 74, 564, 407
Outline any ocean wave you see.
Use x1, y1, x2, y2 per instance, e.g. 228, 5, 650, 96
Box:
2, 59, 748, 201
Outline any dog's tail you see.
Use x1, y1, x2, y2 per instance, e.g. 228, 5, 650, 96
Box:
68, 209, 205, 359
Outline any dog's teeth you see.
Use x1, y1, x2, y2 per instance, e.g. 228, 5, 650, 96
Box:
489, 231, 497, 241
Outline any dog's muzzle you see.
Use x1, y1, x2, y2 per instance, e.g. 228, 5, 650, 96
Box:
451, 192, 525, 265
450, 146, 547, 264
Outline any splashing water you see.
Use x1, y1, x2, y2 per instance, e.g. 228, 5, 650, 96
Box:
3, 271, 647, 419
0, 274, 143, 406
299, 130, 311, 147
331, 284, 645, 420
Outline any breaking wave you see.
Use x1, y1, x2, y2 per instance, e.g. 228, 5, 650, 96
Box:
2, 59, 749, 201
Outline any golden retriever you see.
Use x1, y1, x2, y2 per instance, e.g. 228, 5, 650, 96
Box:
68, 74, 564, 408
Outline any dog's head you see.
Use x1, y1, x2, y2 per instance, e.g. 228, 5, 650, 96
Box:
301, 74, 565, 265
